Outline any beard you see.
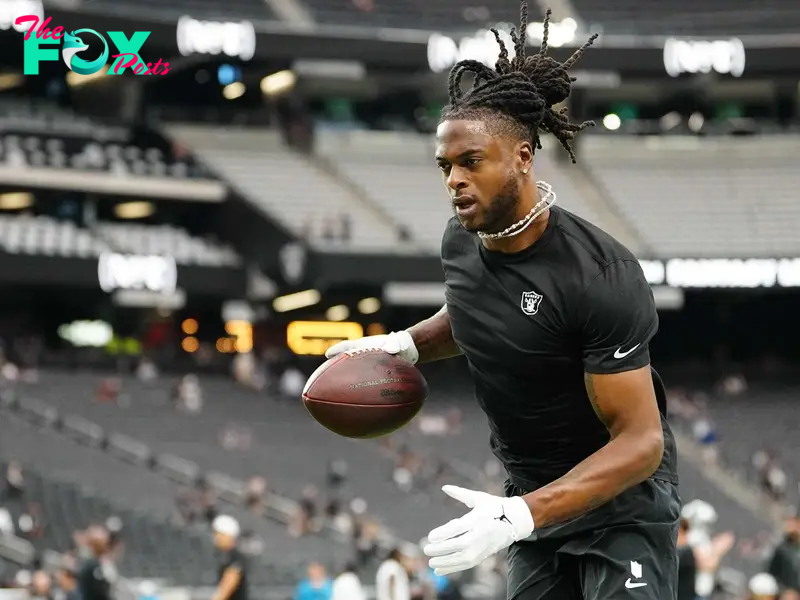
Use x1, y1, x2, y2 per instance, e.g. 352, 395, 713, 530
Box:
456, 174, 520, 235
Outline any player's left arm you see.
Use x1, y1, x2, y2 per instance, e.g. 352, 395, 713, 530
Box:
212, 566, 242, 600
523, 258, 663, 528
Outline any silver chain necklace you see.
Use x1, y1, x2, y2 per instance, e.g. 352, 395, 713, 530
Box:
478, 181, 557, 240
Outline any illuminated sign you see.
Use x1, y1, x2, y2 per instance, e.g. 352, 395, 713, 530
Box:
176, 16, 255, 60
287, 321, 364, 356
57, 320, 112, 347
663, 38, 745, 78
639, 258, 800, 288
0, 0, 42, 32
98, 252, 177, 294
427, 20, 577, 74
225, 320, 253, 353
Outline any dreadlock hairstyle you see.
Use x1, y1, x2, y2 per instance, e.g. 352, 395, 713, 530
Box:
441, 2, 598, 163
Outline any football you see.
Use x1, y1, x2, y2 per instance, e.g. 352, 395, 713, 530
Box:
302, 350, 428, 439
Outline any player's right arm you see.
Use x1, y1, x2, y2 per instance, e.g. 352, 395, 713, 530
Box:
407, 304, 462, 363
325, 304, 462, 364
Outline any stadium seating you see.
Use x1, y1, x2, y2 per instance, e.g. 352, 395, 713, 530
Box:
14, 370, 474, 539
94, 223, 240, 267
0, 133, 208, 180
703, 385, 799, 500
77, 0, 274, 20
168, 126, 409, 252
316, 130, 610, 253
7, 367, 785, 580
0, 410, 342, 585
0, 216, 240, 267
570, 0, 800, 34
299, 0, 536, 31
0, 99, 210, 180
0, 216, 109, 258
583, 136, 800, 257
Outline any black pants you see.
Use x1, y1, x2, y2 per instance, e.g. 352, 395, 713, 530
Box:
505, 477, 680, 600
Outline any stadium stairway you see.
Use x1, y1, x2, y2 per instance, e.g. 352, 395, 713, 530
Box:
14, 371, 475, 540
0, 410, 345, 584
165, 125, 412, 253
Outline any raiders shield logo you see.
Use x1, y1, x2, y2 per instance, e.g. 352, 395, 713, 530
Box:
520, 290, 543, 315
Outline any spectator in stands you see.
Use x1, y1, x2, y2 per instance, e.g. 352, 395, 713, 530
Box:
137, 580, 159, 600
289, 485, 320, 537
219, 424, 252, 452
29, 569, 53, 600
681, 501, 735, 600
244, 476, 267, 517
135, 357, 158, 382
339, 214, 351, 243
175, 374, 203, 413
326, 459, 347, 491
331, 563, 365, 600
196, 479, 218, 524
279, 366, 305, 402
691, 412, 718, 464
756, 452, 788, 502
105, 516, 124, 561
748, 573, 779, 600
95, 378, 120, 404
294, 561, 332, 600
376, 548, 412, 600
4, 460, 25, 499
325, 499, 354, 537
54, 565, 80, 600
321, 218, 337, 243
76, 525, 114, 600
353, 518, 381, 569
17, 502, 44, 541
0, 506, 14, 537
767, 511, 800, 596
677, 518, 698, 600
212, 515, 248, 600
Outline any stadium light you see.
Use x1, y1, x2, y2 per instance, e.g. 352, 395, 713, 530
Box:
0, 74, 24, 92
688, 112, 705, 133
260, 70, 296, 96
0, 192, 33, 210
114, 201, 154, 219
357, 297, 381, 315
181, 319, 198, 335
66, 65, 109, 87
223, 82, 245, 100
326, 305, 349, 322
602, 114, 621, 130
272, 289, 321, 313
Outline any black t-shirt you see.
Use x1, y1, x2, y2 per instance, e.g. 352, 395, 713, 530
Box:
768, 538, 800, 592
676, 544, 697, 600
76, 558, 111, 600
441, 206, 678, 488
218, 548, 248, 600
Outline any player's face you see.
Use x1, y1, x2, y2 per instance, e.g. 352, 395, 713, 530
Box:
435, 119, 524, 234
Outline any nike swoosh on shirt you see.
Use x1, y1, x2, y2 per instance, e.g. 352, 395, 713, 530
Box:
614, 344, 640, 359
624, 579, 648, 589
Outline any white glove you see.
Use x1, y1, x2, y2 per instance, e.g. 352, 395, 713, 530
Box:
325, 330, 419, 364
423, 485, 534, 576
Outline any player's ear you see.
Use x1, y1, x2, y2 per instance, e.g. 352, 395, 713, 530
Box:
517, 141, 533, 173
